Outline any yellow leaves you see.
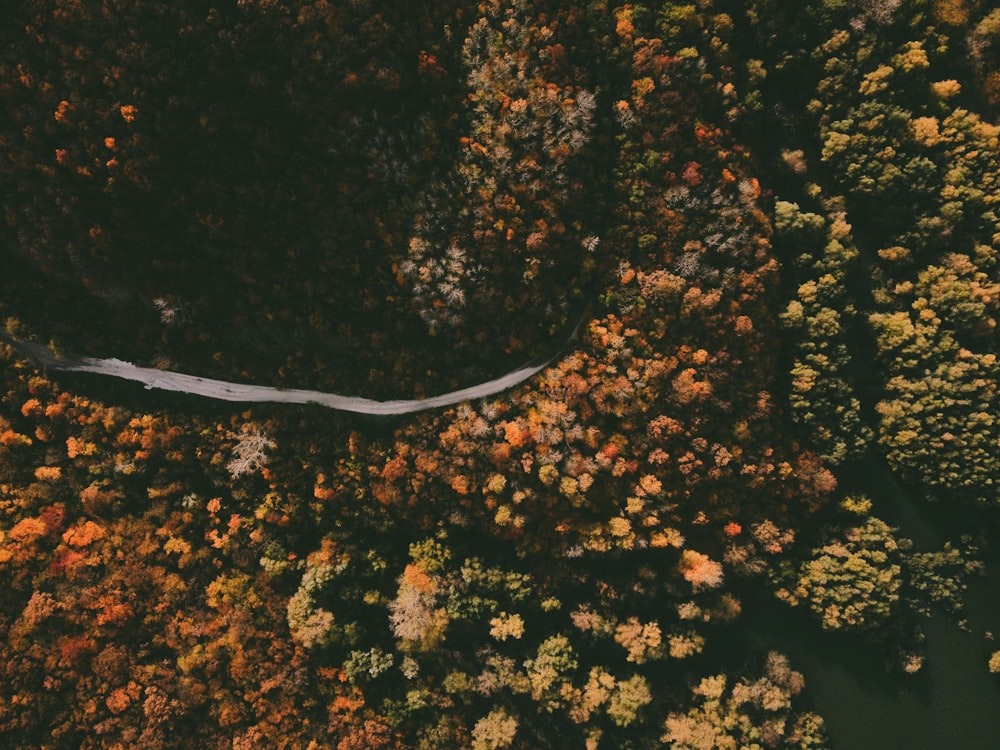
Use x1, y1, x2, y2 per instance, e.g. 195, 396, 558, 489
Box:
608, 516, 632, 538
893, 42, 930, 72
559, 475, 579, 498
614, 617, 662, 664
911, 116, 942, 147
932, 0, 969, 26
637, 474, 662, 496
631, 77, 655, 98
614, 5, 635, 38
485, 473, 507, 493
65, 436, 97, 458
859, 65, 893, 96
790, 363, 818, 394
164, 536, 192, 556
667, 631, 705, 659
494, 505, 512, 525
569, 668, 616, 725
489, 612, 525, 641
650, 527, 685, 549
538, 463, 559, 486
625, 496, 645, 514
931, 79, 961, 99
672, 368, 712, 404
989, 651, 1000, 674
878, 245, 912, 262
797, 280, 819, 304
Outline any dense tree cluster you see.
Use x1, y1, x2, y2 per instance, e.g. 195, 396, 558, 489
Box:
663, 652, 828, 750
0, 0, 594, 398
2, 0, 1000, 748
775, 199, 872, 465
773, 495, 981, 641
737, 0, 1000, 503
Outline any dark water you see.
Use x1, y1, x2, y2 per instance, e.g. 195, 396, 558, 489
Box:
735, 455, 1000, 750
737, 585, 1000, 749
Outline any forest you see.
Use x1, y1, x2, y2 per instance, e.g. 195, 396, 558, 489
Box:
1, 0, 999, 748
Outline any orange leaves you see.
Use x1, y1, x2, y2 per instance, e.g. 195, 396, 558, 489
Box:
8, 516, 48, 544
678, 550, 724, 590
105, 682, 140, 714
648, 415, 683, 439
62, 520, 106, 547
401, 562, 436, 595
631, 77, 655, 98
57, 635, 94, 669
501, 419, 531, 449
672, 368, 712, 404
488, 441, 513, 466
313, 483, 337, 502
330, 694, 365, 714
93, 593, 133, 627
615, 5, 636, 39
637, 474, 662, 496
417, 49, 445, 79
119, 104, 138, 123
34, 465, 62, 481
381, 455, 408, 483
682, 162, 703, 186
53, 100, 73, 124
66, 435, 97, 458
0, 428, 32, 446
734, 315, 754, 334
21, 398, 43, 418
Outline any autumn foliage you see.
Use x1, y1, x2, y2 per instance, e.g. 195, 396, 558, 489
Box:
3, 0, 1000, 747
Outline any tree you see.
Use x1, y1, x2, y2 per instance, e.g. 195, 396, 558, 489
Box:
663, 652, 829, 749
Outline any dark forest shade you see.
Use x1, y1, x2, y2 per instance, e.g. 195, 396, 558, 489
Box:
1, 1, 999, 748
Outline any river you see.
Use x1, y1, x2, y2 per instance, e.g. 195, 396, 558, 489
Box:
730, 455, 1000, 750
0, 310, 586, 415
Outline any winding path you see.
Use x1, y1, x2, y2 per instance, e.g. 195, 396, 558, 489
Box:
1, 313, 587, 415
